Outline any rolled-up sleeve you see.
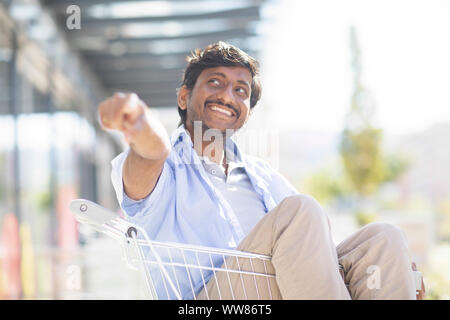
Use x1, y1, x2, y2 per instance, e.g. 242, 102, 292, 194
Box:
110, 148, 129, 206
110, 148, 173, 217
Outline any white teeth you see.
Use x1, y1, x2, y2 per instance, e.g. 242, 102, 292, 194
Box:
210, 105, 232, 116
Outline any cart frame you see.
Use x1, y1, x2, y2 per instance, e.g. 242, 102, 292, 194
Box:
70, 199, 279, 300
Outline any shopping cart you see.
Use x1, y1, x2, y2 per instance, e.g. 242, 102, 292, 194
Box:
69, 199, 280, 300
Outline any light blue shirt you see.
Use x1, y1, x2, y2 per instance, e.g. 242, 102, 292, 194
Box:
198, 154, 267, 235
110, 124, 298, 299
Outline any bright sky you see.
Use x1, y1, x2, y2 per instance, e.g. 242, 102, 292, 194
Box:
261, 0, 450, 134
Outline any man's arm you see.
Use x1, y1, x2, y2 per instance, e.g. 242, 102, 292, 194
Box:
98, 92, 171, 200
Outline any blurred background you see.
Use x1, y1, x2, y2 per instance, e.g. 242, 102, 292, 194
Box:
0, 0, 449, 300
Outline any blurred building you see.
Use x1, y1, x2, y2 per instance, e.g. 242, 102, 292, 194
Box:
0, 0, 271, 299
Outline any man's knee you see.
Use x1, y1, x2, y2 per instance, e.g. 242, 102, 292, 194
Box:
276, 194, 329, 229
362, 222, 409, 250
279, 194, 322, 215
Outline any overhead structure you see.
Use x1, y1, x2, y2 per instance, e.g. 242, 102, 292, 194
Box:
0, 0, 106, 120
40, 0, 270, 108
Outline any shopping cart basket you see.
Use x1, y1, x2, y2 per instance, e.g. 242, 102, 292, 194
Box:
69, 199, 280, 300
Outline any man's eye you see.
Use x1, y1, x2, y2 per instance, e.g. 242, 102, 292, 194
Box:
236, 87, 248, 96
209, 79, 220, 85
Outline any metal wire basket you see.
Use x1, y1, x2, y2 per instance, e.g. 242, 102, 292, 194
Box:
70, 199, 279, 300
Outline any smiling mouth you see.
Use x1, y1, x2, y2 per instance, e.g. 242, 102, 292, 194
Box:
206, 103, 237, 118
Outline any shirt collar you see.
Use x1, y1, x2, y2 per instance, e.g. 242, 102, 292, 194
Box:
170, 124, 193, 148
170, 124, 276, 211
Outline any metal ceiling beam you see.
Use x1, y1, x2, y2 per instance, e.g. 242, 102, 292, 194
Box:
106, 89, 180, 106
90, 57, 188, 72
107, 86, 181, 98
41, 0, 266, 11
71, 6, 261, 27
96, 88, 176, 107
44, 0, 266, 4
112, 28, 256, 43
83, 48, 257, 61
135, 91, 178, 99
84, 51, 191, 61
88, 46, 259, 72
71, 28, 257, 45
104, 80, 181, 92
60, 16, 258, 39
104, 91, 177, 108
99, 68, 184, 84
79, 36, 260, 58
110, 91, 177, 100
140, 97, 177, 107
142, 100, 176, 108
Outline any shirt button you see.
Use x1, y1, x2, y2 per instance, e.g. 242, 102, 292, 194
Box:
211, 170, 216, 174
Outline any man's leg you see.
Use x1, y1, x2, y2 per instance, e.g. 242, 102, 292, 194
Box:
336, 222, 417, 299
198, 194, 350, 299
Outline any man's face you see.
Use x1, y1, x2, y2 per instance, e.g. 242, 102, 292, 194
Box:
179, 66, 253, 133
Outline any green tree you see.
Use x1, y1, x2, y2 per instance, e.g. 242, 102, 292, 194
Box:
340, 26, 387, 197
303, 27, 410, 227
302, 161, 352, 205
338, 26, 392, 226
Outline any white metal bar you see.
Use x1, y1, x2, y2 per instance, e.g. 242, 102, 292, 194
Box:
156, 251, 172, 300
166, 247, 183, 298
263, 260, 273, 300
130, 239, 272, 261
126, 258, 275, 278
180, 248, 197, 300
235, 256, 247, 300
208, 253, 222, 300
195, 251, 209, 300
138, 231, 182, 300
222, 255, 235, 300
249, 258, 260, 300
130, 233, 158, 299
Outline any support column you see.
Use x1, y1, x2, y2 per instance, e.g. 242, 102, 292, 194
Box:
9, 31, 20, 225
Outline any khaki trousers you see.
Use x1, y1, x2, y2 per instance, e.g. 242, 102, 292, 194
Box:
198, 194, 416, 300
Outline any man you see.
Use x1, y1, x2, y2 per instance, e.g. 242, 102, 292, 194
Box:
99, 42, 424, 300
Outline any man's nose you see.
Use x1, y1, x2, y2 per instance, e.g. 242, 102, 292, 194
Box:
215, 83, 235, 104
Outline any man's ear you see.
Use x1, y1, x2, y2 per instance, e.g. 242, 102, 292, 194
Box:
177, 85, 190, 111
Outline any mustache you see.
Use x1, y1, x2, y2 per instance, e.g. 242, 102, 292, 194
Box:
205, 100, 239, 117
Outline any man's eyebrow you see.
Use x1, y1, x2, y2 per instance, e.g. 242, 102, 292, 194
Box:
237, 79, 250, 89
209, 72, 226, 78
208, 72, 250, 89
